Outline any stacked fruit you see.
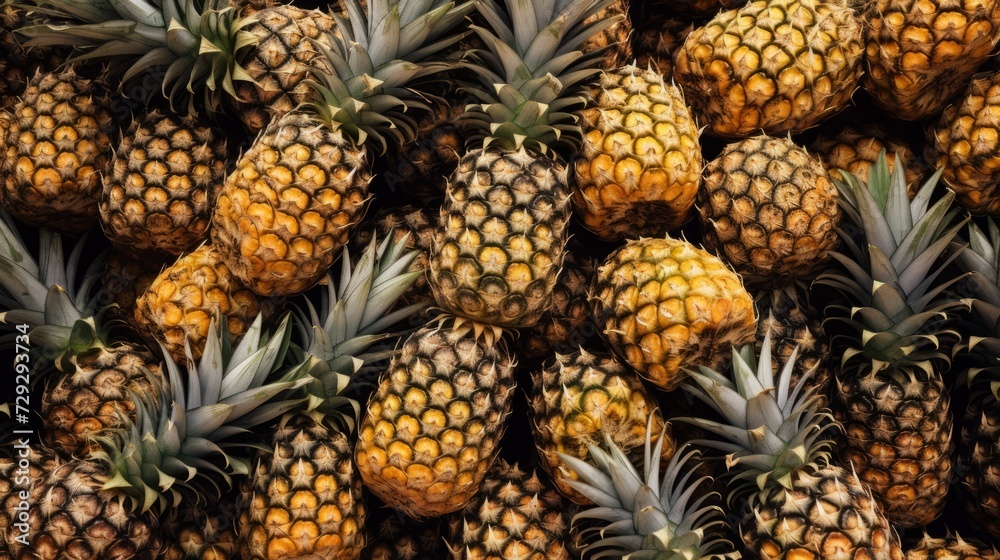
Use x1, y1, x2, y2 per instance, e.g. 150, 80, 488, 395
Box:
7, 0, 1000, 558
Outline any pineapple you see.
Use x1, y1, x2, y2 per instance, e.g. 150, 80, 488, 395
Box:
1, 313, 312, 560
631, 12, 693, 77
927, 71, 1000, 216
1, 67, 114, 232
815, 151, 970, 527
754, 284, 833, 403
17, 0, 337, 132
362, 507, 447, 560
572, 64, 703, 241
354, 314, 516, 518
100, 249, 168, 323
161, 501, 240, 560
528, 348, 674, 504
697, 134, 843, 288
517, 248, 596, 363
863, 0, 1000, 121
445, 460, 573, 559
949, 218, 1000, 542
0, 213, 162, 457
591, 235, 758, 391
673, 0, 865, 138
810, 120, 925, 200
680, 335, 905, 559
906, 535, 1000, 560
428, 0, 619, 328
133, 243, 267, 363
210, 0, 473, 297
558, 428, 740, 559
384, 93, 468, 204
351, 205, 437, 307
238, 235, 427, 560
99, 108, 228, 257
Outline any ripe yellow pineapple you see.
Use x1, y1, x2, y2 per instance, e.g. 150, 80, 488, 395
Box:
863, 0, 1000, 120
446, 460, 573, 559
354, 315, 517, 518
529, 349, 674, 504
591, 235, 757, 391
1, 67, 114, 232
211, 0, 473, 297
572, 64, 702, 241
673, 0, 864, 138
697, 135, 842, 288
100, 109, 228, 257
928, 72, 1000, 215
133, 243, 266, 362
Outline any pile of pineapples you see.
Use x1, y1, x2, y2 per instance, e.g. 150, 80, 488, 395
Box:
8, 0, 1000, 558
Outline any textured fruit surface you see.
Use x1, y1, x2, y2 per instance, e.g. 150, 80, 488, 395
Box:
431, 147, 571, 328
673, 0, 864, 137
212, 110, 370, 296
1, 68, 113, 232
592, 236, 757, 390
355, 318, 516, 518
573, 65, 702, 241
698, 135, 842, 287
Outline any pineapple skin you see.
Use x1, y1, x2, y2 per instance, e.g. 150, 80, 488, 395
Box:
673, 0, 864, 138
528, 349, 674, 504
41, 344, 162, 458
928, 72, 1000, 216
1, 68, 114, 232
0, 452, 162, 560
905, 535, 1000, 559
517, 249, 595, 363
161, 502, 240, 560
211, 110, 371, 297
810, 121, 925, 200
239, 413, 366, 560
959, 392, 1000, 543
446, 461, 572, 560
230, 5, 338, 133
100, 109, 228, 257
835, 372, 954, 527
744, 463, 904, 560
863, 0, 1000, 121
430, 147, 572, 329
591, 236, 757, 391
698, 135, 842, 288
133, 244, 265, 363
572, 65, 702, 241
100, 250, 168, 325
354, 318, 516, 519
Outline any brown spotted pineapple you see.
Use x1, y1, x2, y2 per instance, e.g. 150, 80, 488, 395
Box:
100, 109, 228, 256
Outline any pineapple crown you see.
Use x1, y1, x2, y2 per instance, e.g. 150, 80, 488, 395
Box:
0, 209, 115, 369
950, 219, 1000, 397
286, 233, 428, 433
304, 0, 474, 154
559, 422, 739, 560
16, 0, 256, 116
815, 150, 970, 374
92, 313, 311, 513
678, 334, 835, 503
460, 0, 621, 155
